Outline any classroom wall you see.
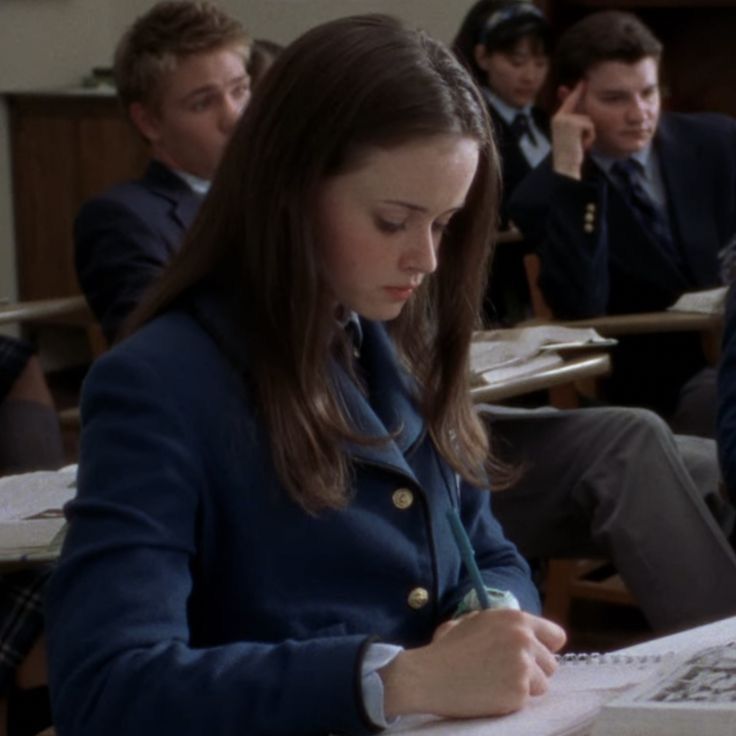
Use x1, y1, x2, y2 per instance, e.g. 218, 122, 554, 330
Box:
0, 0, 476, 311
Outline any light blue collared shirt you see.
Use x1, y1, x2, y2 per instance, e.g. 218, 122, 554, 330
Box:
173, 168, 211, 197
483, 88, 550, 169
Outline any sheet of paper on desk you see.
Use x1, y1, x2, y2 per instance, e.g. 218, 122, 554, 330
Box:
471, 325, 614, 375
667, 286, 728, 315
478, 351, 565, 386
0, 465, 76, 562
390, 656, 664, 736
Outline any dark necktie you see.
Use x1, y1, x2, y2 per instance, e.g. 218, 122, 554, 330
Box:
610, 158, 683, 270
510, 113, 537, 146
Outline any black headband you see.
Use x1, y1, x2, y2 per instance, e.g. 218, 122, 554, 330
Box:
479, 4, 546, 45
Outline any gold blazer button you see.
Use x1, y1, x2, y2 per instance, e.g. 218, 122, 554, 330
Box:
392, 488, 414, 510
407, 587, 430, 609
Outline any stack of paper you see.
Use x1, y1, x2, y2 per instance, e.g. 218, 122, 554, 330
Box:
470, 325, 615, 387
0, 464, 77, 566
667, 286, 728, 315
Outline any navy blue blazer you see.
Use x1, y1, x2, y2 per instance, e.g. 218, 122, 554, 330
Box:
508, 112, 736, 318
46, 292, 539, 736
718, 284, 736, 502
74, 160, 202, 344
508, 112, 736, 414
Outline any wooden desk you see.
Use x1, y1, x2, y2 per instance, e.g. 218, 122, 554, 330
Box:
470, 353, 611, 404
495, 226, 524, 245
7, 91, 147, 304
559, 310, 722, 337
0, 295, 88, 326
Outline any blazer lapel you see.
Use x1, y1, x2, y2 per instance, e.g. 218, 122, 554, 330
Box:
191, 293, 422, 481
333, 320, 425, 478
656, 116, 719, 285
144, 160, 203, 233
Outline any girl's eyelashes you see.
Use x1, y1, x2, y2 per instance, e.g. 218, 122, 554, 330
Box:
374, 216, 406, 234
374, 215, 452, 237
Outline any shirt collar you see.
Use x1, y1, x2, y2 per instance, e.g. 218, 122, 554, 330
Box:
592, 145, 652, 177
173, 168, 211, 196
482, 88, 533, 126
336, 307, 363, 349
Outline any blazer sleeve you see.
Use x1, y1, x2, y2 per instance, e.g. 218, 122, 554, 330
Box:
508, 160, 612, 318
448, 479, 541, 617
718, 284, 736, 504
45, 349, 378, 736
74, 197, 174, 344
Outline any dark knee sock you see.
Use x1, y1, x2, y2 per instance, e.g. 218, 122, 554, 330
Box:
0, 400, 65, 475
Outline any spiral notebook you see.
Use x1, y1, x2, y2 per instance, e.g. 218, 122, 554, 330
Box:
391, 652, 670, 736
390, 615, 736, 736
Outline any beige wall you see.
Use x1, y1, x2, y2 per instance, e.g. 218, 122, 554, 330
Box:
0, 0, 475, 310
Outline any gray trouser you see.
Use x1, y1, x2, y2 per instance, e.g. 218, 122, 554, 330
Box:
480, 404, 736, 633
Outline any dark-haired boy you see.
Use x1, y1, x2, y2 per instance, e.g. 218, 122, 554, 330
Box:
75, 0, 251, 344
509, 11, 736, 436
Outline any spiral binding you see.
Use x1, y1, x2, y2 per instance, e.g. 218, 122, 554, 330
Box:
556, 651, 675, 666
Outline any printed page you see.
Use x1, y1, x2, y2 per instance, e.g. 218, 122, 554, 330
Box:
591, 642, 736, 736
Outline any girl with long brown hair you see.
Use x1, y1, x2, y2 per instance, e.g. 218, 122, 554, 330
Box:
46, 14, 564, 735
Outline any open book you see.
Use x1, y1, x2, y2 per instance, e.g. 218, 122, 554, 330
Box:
470, 325, 616, 387
0, 464, 77, 568
591, 641, 736, 736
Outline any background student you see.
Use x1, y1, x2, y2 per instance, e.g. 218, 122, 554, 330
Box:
74, 0, 736, 639
508, 11, 736, 436
718, 284, 736, 507
453, 0, 552, 325
47, 14, 565, 735
0, 336, 64, 736
74, 0, 251, 346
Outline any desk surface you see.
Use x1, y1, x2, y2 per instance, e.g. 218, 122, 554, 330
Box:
0, 295, 88, 326
528, 310, 722, 337
470, 353, 611, 404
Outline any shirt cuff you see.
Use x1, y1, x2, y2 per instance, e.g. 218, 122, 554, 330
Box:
361, 642, 404, 728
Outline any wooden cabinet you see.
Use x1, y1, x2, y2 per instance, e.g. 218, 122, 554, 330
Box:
7, 92, 148, 305
540, 1, 736, 117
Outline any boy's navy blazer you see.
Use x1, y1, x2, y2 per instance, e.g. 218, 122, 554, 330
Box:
46, 292, 538, 735
74, 159, 202, 343
718, 284, 736, 501
508, 111, 736, 318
